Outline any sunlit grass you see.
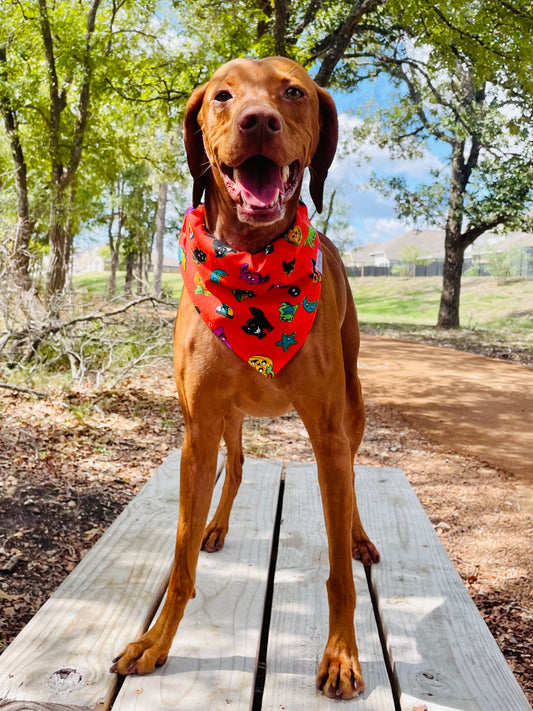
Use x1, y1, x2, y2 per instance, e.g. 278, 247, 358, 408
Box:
350, 276, 532, 343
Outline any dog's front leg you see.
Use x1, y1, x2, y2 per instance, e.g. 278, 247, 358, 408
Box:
299, 416, 364, 699
318, 441, 364, 698
111, 424, 221, 676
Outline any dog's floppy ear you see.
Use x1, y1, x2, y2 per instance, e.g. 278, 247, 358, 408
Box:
183, 83, 208, 207
309, 86, 338, 213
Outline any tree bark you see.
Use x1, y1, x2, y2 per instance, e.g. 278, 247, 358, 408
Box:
12, 217, 34, 290
438, 233, 465, 329
124, 251, 135, 296
437, 139, 467, 329
152, 182, 168, 298
137, 251, 145, 295
45, 185, 70, 301
41, 0, 102, 302
0, 45, 34, 289
273, 0, 289, 56
108, 205, 125, 297
322, 189, 336, 234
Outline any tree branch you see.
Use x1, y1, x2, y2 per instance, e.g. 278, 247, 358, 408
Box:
104, 76, 188, 104
425, 1, 507, 58
313, 0, 387, 87
461, 216, 506, 249
2, 296, 176, 363
63, 0, 102, 187
368, 50, 487, 145
273, 0, 289, 56
0, 383, 48, 398
287, 0, 325, 41
37, 0, 60, 139
0, 47, 29, 217
39, 296, 175, 338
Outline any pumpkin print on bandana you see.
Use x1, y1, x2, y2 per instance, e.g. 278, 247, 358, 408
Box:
179, 203, 322, 378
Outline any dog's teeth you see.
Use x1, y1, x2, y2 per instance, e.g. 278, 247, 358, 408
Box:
281, 165, 290, 182
233, 167, 239, 183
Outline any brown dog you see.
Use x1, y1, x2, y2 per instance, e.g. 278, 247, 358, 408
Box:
111, 57, 379, 699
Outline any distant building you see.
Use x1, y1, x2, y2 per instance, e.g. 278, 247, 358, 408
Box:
347, 229, 533, 277
73, 249, 182, 275
72, 246, 105, 274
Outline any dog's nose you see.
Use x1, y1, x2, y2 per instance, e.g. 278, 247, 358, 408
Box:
238, 106, 282, 137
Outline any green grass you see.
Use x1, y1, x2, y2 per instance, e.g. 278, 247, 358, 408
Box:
350, 276, 532, 354
351, 277, 441, 325
351, 276, 531, 329
73, 272, 183, 299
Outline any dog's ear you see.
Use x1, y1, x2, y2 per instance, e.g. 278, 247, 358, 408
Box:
183, 83, 208, 207
309, 86, 338, 213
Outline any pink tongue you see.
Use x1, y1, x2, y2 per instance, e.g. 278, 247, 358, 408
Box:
235, 157, 283, 207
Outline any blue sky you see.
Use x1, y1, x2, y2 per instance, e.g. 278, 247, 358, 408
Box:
317, 77, 446, 247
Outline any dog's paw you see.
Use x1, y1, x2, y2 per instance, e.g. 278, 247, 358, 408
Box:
202, 521, 228, 552
110, 634, 168, 676
316, 641, 365, 699
352, 536, 380, 566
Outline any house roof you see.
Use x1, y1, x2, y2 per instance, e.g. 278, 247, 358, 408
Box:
348, 229, 533, 266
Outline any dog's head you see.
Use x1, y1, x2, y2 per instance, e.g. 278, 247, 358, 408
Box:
184, 57, 338, 227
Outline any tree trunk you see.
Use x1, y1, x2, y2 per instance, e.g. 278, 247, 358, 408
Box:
437, 139, 467, 329
273, 0, 288, 56
109, 250, 119, 297
152, 182, 168, 298
124, 251, 135, 296
39, 0, 101, 302
108, 208, 125, 298
44, 182, 70, 301
438, 233, 464, 329
45, 183, 77, 302
322, 189, 336, 234
136, 251, 144, 295
1, 45, 34, 289
107, 209, 117, 297
12, 217, 34, 290
45, 224, 70, 300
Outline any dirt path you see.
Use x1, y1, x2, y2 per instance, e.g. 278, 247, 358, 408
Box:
359, 336, 533, 481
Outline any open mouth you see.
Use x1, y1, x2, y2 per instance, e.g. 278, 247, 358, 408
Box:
220, 156, 301, 222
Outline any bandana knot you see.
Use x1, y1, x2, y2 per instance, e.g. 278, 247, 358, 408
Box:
179, 203, 322, 378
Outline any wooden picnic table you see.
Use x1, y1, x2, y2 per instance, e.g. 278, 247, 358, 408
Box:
0, 451, 530, 711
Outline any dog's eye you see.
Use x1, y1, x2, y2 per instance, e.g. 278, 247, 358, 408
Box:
285, 86, 305, 100
214, 90, 232, 103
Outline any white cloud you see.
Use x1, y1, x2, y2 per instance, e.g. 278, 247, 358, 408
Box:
363, 217, 407, 242
331, 111, 445, 187
342, 215, 409, 246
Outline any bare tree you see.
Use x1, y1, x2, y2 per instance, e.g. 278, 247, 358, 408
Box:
152, 183, 168, 299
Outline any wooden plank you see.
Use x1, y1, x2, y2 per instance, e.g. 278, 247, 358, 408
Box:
357, 466, 532, 711
113, 458, 283, 711
0, 451, 203, 711
261, 462, 395, 710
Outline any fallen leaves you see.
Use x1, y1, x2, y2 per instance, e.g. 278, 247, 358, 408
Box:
0, 372, 181, 649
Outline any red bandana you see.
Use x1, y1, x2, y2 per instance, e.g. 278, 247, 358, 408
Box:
178, 203, 322, 378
